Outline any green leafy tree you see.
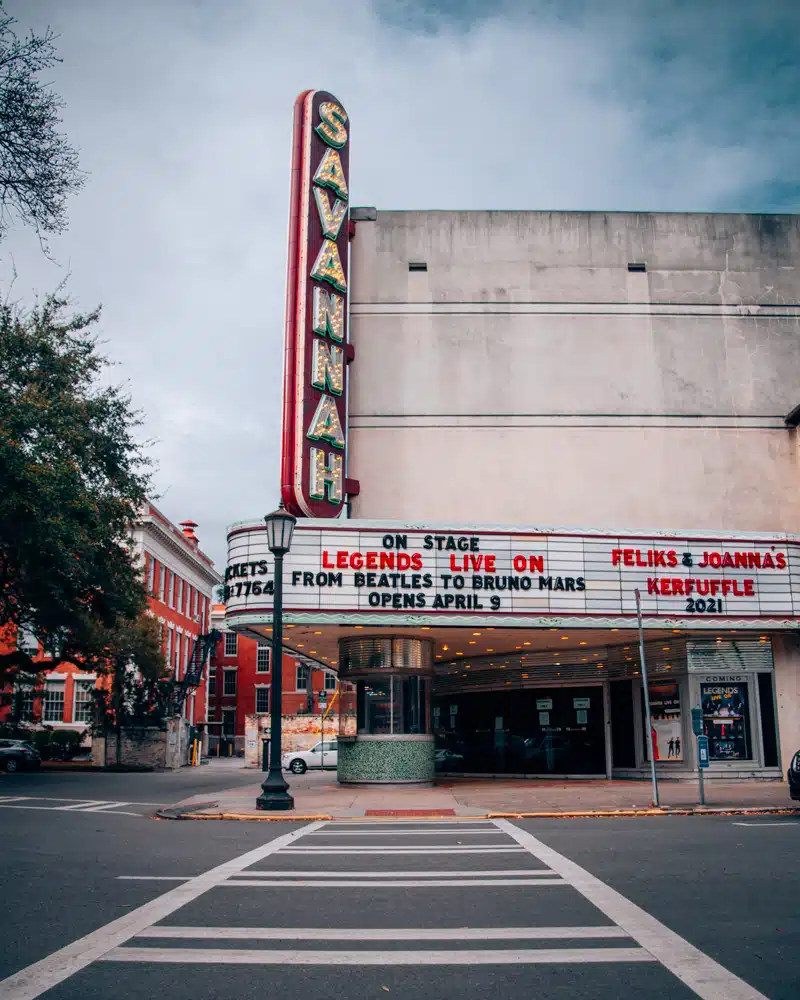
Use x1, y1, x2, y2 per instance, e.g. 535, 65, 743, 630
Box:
89, 612, 172, 765
0, 294, 155, 684
0, 4, 84, 242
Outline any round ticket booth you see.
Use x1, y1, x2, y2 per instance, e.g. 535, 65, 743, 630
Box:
337, 636, 435, 785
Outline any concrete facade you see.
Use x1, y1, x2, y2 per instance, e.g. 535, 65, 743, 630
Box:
348, 211, 800, 533
335, 209, 800, 779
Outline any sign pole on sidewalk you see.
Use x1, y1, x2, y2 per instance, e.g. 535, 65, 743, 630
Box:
635, 588, 660, 808
691, 706, 709, 805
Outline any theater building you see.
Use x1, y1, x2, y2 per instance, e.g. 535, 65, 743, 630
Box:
225, 90, 800, 786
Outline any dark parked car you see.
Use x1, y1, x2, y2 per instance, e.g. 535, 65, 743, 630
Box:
789, 750, 800, 801
0, 739, 41, 773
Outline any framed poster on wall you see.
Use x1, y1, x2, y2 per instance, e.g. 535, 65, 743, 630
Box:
643, 681, 683, 761
700, 682, 751, 760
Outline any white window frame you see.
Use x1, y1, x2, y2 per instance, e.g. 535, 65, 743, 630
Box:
296, 665, 310, 692
72, 679, 95, 724
255, 686, 270, 714
224, 632, 238, 657
178, 577, 184, 614
43, 680, 65, 723
159, 565, 167, 602
189, 586, 195, 619
256, 643, 271, 673
166, 628, 174, 672
146, 556, 155, 595
171, 573, 178, 609
223, 669, 237, 696
324, 671, 337, 692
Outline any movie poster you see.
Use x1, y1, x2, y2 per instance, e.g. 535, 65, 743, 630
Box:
644, 682, 683, 761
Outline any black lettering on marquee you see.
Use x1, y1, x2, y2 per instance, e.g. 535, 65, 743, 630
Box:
423, 534, 481, 551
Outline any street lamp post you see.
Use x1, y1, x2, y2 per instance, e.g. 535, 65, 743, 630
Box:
256, 502, 297, 811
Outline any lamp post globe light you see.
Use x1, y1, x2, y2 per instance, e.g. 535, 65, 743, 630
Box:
256, 502, 297, 811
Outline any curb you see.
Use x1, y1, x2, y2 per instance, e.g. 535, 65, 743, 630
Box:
155, 805, 800, 822
488, 807, 800, 819
155, 803, 332, 822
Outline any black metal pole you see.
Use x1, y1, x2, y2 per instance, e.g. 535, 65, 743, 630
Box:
256, 551, 294, 810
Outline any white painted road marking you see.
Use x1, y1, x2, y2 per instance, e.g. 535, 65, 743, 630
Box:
232, 869, 553, 878
0, 820, 325, 1000
0, 795, 162, 816
731, 821, 799, 827
306, 829, 506, 836
138, 925, 630, 940
116, 868, 557, 882
101, 946, 653, 965
223, 877, 567, 888
495, 819, 768, 1000
117, 876, 193, 882
0, 815, 774, 996
280, 846, 525, 854
0, 803, 144, 817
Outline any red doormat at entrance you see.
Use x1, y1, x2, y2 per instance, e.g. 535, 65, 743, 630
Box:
365, 809, 456, 817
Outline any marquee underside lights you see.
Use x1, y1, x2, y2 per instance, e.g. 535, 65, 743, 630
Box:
281, 89, 357, 517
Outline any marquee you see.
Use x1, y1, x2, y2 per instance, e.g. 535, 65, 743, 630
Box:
224, 520, 800, 630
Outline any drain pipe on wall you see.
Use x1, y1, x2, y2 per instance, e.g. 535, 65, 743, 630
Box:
635, 588, 660, 808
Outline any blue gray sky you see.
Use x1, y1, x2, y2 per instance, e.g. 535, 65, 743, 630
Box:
3, 0, 798, 566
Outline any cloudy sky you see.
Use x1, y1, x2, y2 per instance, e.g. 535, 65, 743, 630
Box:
3, 0, 798, 567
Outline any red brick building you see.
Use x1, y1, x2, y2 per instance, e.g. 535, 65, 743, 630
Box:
207, 604, 338, 748
0, 503, 221, 736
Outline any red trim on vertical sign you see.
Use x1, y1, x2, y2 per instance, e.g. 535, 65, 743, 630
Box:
280, 90, 353, 518
280, 91, 312, 514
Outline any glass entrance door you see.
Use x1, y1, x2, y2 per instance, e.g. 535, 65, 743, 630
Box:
433, 686, 606, 775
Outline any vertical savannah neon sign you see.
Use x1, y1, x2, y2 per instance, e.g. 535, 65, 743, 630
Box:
281, 90, 357, 517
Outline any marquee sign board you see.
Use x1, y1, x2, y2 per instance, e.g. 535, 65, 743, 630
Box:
281, 90, 355, 518
225, 520, 800, 629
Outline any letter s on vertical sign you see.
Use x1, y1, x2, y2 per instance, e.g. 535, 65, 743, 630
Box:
281, 90, 358, 517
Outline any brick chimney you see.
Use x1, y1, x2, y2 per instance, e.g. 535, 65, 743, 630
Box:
179, 519, 199, 548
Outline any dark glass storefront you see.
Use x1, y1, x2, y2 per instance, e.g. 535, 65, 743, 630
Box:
433, 686, 606, 775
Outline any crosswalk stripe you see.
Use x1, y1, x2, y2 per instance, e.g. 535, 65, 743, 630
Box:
221, 878, 567, 888
138, 925, 630, 941
305, 829, 507, 836
228, 869, 554, 878
102, 946, 654, 965
279, 847, 525, 854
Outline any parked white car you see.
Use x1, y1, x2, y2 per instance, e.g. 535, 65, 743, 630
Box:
282, 740, 338, 774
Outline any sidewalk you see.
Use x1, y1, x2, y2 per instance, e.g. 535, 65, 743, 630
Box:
162, 770, 800, 820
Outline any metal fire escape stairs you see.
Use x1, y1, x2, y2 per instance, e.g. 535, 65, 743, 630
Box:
171, 629, 222, 715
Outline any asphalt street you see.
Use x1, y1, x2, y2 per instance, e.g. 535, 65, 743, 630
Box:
0, 770, 797, 1000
